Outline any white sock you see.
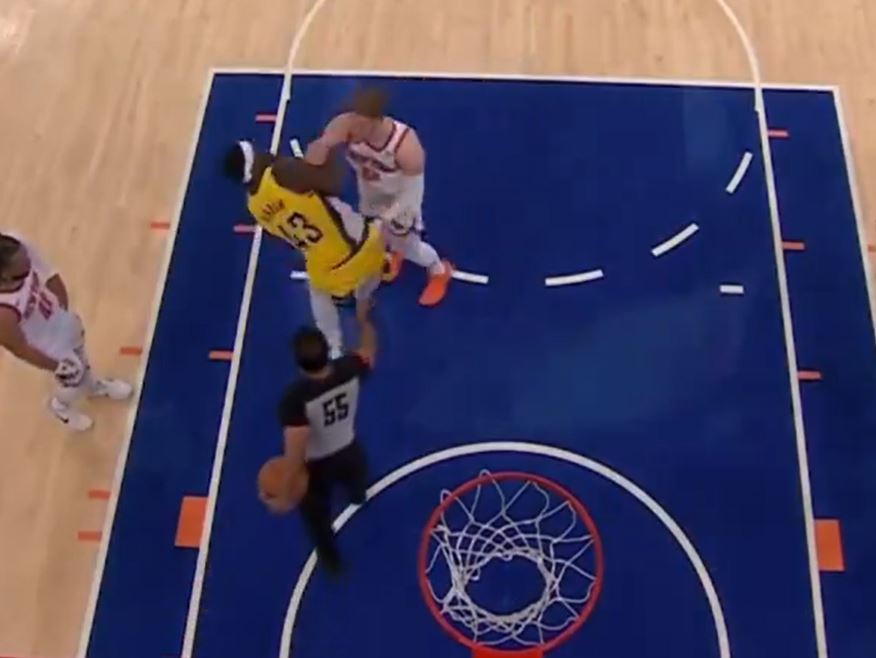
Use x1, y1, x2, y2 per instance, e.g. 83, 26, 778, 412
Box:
308, 286, 343, 355
391, 232, 442, 274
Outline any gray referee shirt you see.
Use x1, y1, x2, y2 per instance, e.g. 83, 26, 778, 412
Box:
277, 354, 371, 460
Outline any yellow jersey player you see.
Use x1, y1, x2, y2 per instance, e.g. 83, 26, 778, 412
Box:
223, 141, 384, 358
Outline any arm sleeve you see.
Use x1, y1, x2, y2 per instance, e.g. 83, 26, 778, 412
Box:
277, 389, 309, 427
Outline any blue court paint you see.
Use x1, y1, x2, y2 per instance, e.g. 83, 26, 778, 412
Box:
83, 74, 876, 658
766, 89, 876, 658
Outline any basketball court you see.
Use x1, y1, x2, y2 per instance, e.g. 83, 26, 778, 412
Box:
1, 3, 875, 658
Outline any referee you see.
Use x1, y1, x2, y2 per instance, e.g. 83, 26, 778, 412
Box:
275, 300, 377, 574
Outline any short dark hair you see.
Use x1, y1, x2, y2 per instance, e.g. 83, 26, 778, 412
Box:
292, 327, 330, 373
0, 234, 22, 276
223, 143, 246, 181
349, 87, 388, 119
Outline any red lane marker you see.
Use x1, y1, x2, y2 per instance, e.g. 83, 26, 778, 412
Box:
77, 530, 102, 542
175, 496, 208, 548
119, 346, 143, 356
768, 129, 790, 139
782, 241, 806, 252
233, 224, 256, 234
209, 350, 234, 361
815, 519, 845, 572
255, 113, 277, 123
868, 244, 876, 253
799, 370, 823, 382
87, 489, 111, 501
150, 220, 171, 230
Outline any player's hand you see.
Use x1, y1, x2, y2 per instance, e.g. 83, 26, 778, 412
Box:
385, 207, 415, 235
54, 353, 86, 388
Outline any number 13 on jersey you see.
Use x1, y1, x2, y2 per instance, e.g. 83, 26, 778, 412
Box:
279, 213, 324, 252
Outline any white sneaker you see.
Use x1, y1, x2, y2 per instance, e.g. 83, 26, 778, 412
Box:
329, 346, 343, 360
90, 378, 134, 401
49, 397, 94, 432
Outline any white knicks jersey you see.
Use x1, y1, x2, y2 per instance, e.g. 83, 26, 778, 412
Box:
0, 241, 82, 359
346, 118, 411, 213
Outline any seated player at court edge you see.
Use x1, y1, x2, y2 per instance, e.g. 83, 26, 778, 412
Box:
224, 141, 385, 359
0, 234, 132, 431
265, 299, 378, 574
305, 87, 453, 307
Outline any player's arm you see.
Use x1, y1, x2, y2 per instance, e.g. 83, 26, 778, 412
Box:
0, 308, 58, 371
384, 130, 426, 229
45, 275, 69, 310
272, 156, 344, 197
354, 299, 377, 368
304, 114, 353, 165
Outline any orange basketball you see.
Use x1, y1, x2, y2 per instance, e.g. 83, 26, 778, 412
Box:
258, 457, 309, 510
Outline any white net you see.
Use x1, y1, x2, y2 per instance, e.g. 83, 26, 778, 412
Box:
422, 471, 601, 650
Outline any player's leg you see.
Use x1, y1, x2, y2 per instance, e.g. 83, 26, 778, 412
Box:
334, 440, 369, 505
386, 229, 452, 306
49, 316, 133, 430
308, 284, 343, 359
299, 460, 343, 572
50, 378, 94, 431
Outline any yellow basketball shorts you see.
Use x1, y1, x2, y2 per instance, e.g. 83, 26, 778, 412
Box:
307, 223, 385, 297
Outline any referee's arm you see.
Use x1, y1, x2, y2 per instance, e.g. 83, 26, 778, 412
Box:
283, 425, 309, 471
278, 390, 310, 473
355, 299, 377, 367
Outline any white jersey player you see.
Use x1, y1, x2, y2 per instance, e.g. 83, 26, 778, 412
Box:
0, 234, 132, 431
306, 88, 453, 307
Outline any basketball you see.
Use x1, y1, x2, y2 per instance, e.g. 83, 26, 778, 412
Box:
258, 457, 309, 510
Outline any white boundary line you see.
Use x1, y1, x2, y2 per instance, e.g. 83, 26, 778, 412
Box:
725, 151, 753, 194
651, 223, 699, 257
545, 269, 605, 287
833, 88, 876, 343
713, 2, 828, 657
75, 72, 217, 658
278, 441, 731, 658
210, 66, 837, 92
179, 2, 333, 657
451, 270, 489, 285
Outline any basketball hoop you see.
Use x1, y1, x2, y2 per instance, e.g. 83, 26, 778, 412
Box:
418, 471, 604, 658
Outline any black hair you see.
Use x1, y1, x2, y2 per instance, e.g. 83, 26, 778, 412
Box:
0, 234, 22, 277
223, 143, 246, 182
292, 326, 330, 373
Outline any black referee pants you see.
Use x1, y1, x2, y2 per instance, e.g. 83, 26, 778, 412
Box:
299, 440, 368, 568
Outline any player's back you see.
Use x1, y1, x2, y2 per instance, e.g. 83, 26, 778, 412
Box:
278, 354, 370, 460
247, 167, 365, 272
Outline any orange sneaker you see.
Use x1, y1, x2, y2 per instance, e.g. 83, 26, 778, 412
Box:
419, 260, 453, 307
382, 252, 404, 283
